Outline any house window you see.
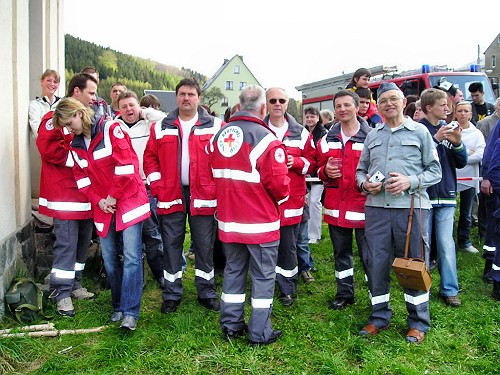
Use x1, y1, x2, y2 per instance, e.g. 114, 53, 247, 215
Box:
225, 81, 233, 90
239, 82, 247, 90
234, 65, 240, 74
492, 55, 496, 68
221, 97, 228, 106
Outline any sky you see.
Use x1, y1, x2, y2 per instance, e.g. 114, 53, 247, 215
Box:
64, 0, 499, 100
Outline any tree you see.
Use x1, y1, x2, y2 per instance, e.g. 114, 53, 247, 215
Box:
202, 87, 224, 111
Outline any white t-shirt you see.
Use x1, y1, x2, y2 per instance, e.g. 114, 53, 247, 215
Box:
180, 113, 198, 186
268, 120, 289, 141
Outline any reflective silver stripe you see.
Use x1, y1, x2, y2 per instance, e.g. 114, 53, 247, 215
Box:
319, 136, 329, 153
352, 142, 364, 151
95, 222, 104, 232
483, 245, 496, 252
492, 264, 500, 271
251, 298, 273, 309
212, 168, 260, 183
369, 292, 390, 305
404, 292, 429, 305
38, 198, 91, 212
194, 127, 218, 135
335, 268, 354, 279
115, 164, 134, 175
155, 126, 179, 140
76, 177, 91, 189
75, 262, 85, 271
221, 293, 245, 303
345, 211, 365, 221
65, 152, 74, 167
157, 199, 183, 209
193, 198, 217, 208
72, 151, 88, 168
195, 268, 214, 281
218, 220, 280, 234
122, 202, 150, 223
300, 157, 310, 175
277, 196, 289, 205
147, 172, 161, 183
93, 121, 114, 160
429, 198, 456, 205
328, 141, 342, 150
284, 207, 304, 218
51, 268, 75, 279
275, 265, 298, 278
324, 209, 339, 218
164, 270, 183, 283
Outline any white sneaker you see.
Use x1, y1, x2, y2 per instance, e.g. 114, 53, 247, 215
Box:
71, 287, 95, 300
57, 297, 75, 317
460, 245, 479, 254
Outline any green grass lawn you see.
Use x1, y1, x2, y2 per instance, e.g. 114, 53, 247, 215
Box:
1, 219, 499, 374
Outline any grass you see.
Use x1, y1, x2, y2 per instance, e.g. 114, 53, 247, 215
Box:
1, 218, 500, 374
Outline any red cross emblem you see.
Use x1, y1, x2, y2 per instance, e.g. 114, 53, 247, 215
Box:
224, 133, 236, 148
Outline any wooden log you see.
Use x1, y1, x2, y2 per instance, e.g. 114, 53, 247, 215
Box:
0, 326, 107, 338
0, 323, 55, 334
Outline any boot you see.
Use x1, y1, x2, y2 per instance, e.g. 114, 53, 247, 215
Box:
493, 281, 500, 301
483, 261, 493, 284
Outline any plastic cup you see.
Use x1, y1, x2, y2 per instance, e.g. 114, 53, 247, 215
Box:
328, 157, 342, 176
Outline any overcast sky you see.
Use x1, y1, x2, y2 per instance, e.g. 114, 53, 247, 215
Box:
64, 0, 499, 100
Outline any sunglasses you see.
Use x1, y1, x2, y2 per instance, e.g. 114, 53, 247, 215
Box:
269, 98, 287, 104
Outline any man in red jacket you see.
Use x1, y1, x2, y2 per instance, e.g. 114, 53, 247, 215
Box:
208, 85, 290, 345
144, 79, 223, 313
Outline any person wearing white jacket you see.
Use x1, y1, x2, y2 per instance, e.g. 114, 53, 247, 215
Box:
454, 101, 485, 253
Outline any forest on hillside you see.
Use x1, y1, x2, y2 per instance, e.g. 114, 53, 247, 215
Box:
65, 34, 207, 104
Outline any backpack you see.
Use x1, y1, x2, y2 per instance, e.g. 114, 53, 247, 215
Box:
5, 278, 52, 323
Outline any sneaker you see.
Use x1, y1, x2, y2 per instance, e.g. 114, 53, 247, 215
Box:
279, 294, 295, 307
110, 311, 123, 322
57, 297, 75, 317
120, 315, 137, 331
442, 295, 461, 307
301, 271, 315, 283
71, 287, 95, 300
459, 245, 479, 254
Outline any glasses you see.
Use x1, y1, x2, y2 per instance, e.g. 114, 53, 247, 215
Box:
378, 96, 403, 106
269, 98, 287, 104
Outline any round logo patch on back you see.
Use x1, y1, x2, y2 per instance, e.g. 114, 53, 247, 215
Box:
217, 126, 243, 157
275, 148, 285, 163
45, 119, 54, 131
113, 125, 124, 139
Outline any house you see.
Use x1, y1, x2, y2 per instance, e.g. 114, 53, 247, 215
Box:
484, 32, 500, 97
202, 55, 262, 118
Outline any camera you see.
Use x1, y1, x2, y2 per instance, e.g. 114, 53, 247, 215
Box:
369, 171, 385, 183
448, 121, 459, 130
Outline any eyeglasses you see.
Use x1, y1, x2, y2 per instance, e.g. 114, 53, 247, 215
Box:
269, 98, 287, 104
378, 96, 403, 106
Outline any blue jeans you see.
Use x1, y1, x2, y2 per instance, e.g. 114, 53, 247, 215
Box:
100, 220, 144, 319
297, 220, 315, 273
427, 206, 459, 297
457, 188, 475, 248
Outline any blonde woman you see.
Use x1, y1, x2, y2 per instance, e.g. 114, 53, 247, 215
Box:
29, 69, 61, 138
454, 101, 485, 253
53, 97, 150, 331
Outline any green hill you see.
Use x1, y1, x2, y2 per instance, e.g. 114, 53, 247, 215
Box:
65, 34, 207, 104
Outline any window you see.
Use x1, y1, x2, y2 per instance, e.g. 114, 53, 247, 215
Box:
225, 81, 233, 90
221, 97, 228, 106
234, 65, 240, 74
239, 82, 247, 90
492, 55, 496, 69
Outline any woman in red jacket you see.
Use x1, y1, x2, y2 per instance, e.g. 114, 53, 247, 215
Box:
52, 97, 150, 331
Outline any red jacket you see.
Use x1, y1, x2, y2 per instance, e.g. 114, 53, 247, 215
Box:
36, 111, 92, 220
69, 117, 150, 237
264, 113, 316, 226
143, 107, 223, 216
317, 119, 371, 228
208, 112, 290, 244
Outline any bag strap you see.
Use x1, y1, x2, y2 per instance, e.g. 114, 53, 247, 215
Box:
418, 182, 424, 260
404, 194, 415, 258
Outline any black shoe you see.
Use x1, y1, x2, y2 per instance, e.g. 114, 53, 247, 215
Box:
222, 325, 248, 341
249, 330, 282, 346
158, 277, 166, 289
493, 281, 500, 301
198, 297, 220, 311
161, 300, 180, 313
429, 260, 437, 271
279, 294, 295, 307
329, 297, 355, 310
484, 261, 493, 284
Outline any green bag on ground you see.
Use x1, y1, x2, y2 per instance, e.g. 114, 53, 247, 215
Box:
5, 278, 52, 323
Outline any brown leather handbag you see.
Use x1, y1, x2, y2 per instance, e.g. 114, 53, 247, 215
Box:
392, 191, 431, 292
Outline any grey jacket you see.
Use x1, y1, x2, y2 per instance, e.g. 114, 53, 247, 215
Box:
356, 117, 442, 209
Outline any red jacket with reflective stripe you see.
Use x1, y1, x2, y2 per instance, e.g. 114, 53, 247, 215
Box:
208, 112, 290, 244
36, 111, 92, 220
317, 119, 371, 228
143, 107, 223, 216
264, 113, 316, 226
69, 117, 150, 237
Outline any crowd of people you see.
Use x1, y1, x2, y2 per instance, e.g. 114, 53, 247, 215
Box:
29, 66, 500, 345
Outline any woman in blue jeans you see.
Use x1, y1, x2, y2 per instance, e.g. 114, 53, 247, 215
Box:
53, 97, 150, 331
